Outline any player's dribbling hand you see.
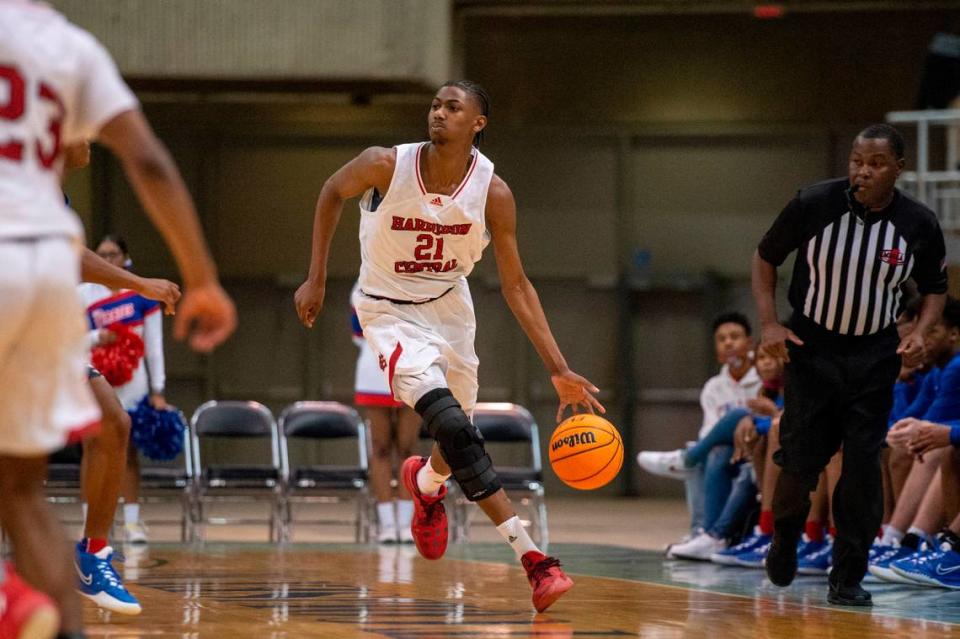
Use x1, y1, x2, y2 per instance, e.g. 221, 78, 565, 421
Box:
173, 284, 237, 353
139, 278, 181, 315
294, 280, 326, 328
551, 370, 605, 423
760, 322, 803, 362
897, 331, 926, 369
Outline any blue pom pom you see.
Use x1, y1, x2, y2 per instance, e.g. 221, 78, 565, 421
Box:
129, 397, 186, 461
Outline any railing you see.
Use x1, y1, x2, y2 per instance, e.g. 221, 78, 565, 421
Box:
887, 109, 960, 231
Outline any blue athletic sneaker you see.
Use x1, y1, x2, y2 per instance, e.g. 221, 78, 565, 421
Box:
735, 538, 772, 568
861, 542, 886, 583
75, 543, 142, 615
797, 535, 832, 575
711, 527, 770, 566
890, 536, 960, 589
870, 543, 928, 585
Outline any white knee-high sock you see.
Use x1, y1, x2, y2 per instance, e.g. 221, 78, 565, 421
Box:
496, 515, 540, 559
416, 457, 449, 497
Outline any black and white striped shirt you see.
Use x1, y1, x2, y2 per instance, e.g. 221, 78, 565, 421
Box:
758, 178, 947, 336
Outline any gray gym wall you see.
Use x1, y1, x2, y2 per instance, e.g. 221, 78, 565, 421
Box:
59, 3, 960, 497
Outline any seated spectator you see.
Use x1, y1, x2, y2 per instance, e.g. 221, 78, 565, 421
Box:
665, 348, 785, 560
869, 298, 960, 576
884, 297, 926, 523
636, 312, 761, 553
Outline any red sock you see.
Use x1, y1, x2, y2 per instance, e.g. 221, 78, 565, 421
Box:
804, 521, 824, 542
759, 510, 774, 535
828, 526, 838, 539
84, 538, 108, 554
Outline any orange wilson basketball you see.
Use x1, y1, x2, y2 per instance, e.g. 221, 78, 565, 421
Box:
548, 414, 623, 489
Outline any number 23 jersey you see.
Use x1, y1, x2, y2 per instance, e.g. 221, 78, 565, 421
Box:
0, 1, 137, 241
358, 142, 494, 302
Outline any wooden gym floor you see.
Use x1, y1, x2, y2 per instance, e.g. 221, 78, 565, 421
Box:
73, 498, 960, 638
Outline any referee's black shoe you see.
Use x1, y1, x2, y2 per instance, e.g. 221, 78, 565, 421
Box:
827, 578, 872, 607
765, 529, 800, 587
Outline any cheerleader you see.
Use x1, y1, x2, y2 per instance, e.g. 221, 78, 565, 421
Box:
78, 235, 166, 544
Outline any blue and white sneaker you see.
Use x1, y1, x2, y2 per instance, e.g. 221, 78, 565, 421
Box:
870, 543, 928, 585
890, 535, 960, 589
797, 535, 832, 575
75, 543, 142, 615
735, 538, 772, 568
861, 542, 886, 583
711, 527, 771, 566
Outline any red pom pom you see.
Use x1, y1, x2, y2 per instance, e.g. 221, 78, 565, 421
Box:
91, 323, 145, 386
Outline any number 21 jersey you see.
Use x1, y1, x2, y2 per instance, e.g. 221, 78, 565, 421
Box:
358, 142, 494, 302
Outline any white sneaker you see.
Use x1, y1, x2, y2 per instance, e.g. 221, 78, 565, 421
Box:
398, 526, 414, 544
124, 521, 149, 545
377, 525, 398, 544
636, 449, 690, 480
665, 530, 698, 558
670, 532, 727, 561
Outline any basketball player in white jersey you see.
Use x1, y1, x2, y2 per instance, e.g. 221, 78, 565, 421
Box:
296, 80, 604, 613
0, 2, 235, 637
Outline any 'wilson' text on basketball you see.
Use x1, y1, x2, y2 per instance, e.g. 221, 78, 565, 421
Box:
551, 431, 597, 452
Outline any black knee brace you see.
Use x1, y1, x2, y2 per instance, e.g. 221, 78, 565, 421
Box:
415, 388, 501, 502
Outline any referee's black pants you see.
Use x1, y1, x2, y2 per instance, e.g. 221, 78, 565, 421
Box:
773, 313, 900, 587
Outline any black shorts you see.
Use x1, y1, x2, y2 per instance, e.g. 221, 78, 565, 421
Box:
775, 313, 900, 484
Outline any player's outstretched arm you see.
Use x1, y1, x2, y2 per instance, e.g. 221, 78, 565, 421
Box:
294, 146, 396, 328
485, 175, 605, 422
80, 247, 181, 314
96, 109, 235, 352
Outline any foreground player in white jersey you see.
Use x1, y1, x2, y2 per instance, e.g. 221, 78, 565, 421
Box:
296, 80, 603, 613
0, 2, 235, 637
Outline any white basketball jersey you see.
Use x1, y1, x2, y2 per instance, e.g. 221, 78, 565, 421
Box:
0, 0, 138, 240
358, 142, 494, 301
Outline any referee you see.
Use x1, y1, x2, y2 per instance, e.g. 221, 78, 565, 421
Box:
752, 124, 947, 606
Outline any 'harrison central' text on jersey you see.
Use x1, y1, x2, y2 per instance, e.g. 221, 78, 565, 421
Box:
358, 142, 494, 302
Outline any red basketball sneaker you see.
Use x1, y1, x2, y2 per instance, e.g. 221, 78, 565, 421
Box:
0, 563, 59, 639
522, 551, 574, 613
400, 456, 448, 560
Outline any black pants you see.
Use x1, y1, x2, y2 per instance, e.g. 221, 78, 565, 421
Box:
773, 313, 900, 586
